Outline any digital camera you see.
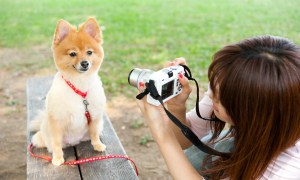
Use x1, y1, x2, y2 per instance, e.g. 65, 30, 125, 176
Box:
128, 66, 184, 106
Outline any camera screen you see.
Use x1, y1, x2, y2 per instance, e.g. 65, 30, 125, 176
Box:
161, 80, 174, 100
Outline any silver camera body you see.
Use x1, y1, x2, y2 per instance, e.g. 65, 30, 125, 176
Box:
128, 66, 184, 106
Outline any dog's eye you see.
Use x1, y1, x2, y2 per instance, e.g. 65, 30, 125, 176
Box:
69, 52, 77, 57
87, 50, 93, 56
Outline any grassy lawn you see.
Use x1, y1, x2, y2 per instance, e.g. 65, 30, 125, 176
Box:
1, 0, 299, 96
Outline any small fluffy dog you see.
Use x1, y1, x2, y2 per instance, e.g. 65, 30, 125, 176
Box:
30, 18, 106, 166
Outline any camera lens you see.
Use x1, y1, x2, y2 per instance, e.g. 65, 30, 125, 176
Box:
128, 68, 153, 89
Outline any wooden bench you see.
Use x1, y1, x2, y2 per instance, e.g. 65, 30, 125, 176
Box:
26, 77, 138, 180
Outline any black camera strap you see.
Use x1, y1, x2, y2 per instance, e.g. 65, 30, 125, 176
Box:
180, 65, 220, 122
136, 65, 230, 157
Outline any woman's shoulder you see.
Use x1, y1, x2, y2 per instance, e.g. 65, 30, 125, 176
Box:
285, 139, 300, 157
262, 139, 300, 179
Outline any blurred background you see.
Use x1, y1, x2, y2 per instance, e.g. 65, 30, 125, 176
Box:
0, 0, 299, 179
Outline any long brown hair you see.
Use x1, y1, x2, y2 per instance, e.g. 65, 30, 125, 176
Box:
204, 35, 300, 179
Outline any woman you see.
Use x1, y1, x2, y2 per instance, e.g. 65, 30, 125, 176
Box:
137, 35, 300, 179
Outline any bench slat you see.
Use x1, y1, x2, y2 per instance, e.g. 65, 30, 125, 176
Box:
76, 113, 138, 180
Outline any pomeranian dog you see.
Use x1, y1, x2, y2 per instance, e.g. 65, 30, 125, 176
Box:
30, 18, 106, 166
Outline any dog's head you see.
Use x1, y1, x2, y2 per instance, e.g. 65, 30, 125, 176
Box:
52, 18, 104, 75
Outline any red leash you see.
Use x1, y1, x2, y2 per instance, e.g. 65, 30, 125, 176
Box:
28, 143, 139, 176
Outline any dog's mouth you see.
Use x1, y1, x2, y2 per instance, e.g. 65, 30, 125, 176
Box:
73, 61, 91, 73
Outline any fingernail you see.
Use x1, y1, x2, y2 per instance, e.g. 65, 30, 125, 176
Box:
139, 82, 145, 87
179, 73, 183, 78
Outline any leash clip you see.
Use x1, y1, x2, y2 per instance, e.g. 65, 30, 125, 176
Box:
83, 99, 89, 111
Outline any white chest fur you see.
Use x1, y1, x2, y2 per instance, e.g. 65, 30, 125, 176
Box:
46, 72, 106, 146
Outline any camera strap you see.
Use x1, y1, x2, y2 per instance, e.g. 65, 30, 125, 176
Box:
136, 65, 230, 157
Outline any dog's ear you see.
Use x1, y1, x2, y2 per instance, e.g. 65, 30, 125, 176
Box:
53, 19, 71, 45
80, 18, 102, 43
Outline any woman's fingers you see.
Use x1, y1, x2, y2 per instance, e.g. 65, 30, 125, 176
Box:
136, 89, 148, 113
172, 57, 187, 66
164, 57, 187, 67
179, 73, 192, 95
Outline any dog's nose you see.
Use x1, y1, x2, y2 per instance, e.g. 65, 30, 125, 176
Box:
80, 61, 89, 69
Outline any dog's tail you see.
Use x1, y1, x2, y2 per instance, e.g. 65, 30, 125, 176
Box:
29, 110, 46, 132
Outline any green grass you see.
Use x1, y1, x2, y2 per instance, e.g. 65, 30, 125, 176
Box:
1, 0, 300, 96
139, 134, 154, 146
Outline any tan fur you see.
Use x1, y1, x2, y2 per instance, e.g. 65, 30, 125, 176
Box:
30, 18, 106, 166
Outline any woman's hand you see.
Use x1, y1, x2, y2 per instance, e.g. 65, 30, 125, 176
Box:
136, 92, 202, 180
164, 57, 188, 67
136, 94, 171, 140
164, 57, 192, 109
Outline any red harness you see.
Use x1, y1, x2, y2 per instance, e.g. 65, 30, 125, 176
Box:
62, 76, 91, 125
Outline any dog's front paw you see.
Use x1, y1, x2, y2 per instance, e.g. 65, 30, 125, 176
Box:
52, 156, 65, 166
93, 142, 106, 152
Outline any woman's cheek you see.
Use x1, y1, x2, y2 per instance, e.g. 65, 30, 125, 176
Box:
214, 106, 234, 125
